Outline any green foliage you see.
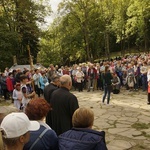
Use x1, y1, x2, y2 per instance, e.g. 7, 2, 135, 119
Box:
126, 0, 150, 50
0, 0, 150, 67
0, 0, 51, 71
39, 0, 149, 65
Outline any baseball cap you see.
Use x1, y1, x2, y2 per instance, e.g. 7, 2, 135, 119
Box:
0, 112, 40, 138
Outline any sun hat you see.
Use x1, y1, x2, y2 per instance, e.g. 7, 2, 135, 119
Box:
0, 112, 40, 138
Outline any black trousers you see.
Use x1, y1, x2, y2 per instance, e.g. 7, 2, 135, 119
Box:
77, 82, 83, 92
2, 89, 9, 100
148, 93, 150, 103
46, 111, 52, 127
35, 85, 41, 97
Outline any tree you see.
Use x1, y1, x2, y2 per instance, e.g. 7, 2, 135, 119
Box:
125, 0, 150, 51
0, 0, 51, 70
111, 0, 130, 55
39, 0, 150, 66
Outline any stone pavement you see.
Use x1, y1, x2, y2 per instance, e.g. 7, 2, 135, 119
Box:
72, 89, 150, 150
0, 89, 150, 149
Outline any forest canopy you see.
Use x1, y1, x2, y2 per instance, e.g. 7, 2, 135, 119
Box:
0, 0, 150, 70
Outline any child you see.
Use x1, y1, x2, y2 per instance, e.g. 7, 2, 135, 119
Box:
20, 75, 35, 111
12, 83, 22, 110
147, 81, 150, 105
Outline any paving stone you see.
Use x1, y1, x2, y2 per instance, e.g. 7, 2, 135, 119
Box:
108, 128, 129, 134
75, 90, 150, 148
3, 89, 150, 150
94, 120, 113, 129
144, 140, 150, 145
118, 117, 129, 121
108, 140, 133, 149
118, 117, 138, 122
100, 114, 111, 119
137, 115, 150, 122
138, 118, 150, 124
142, 111, 150, 117
130, 104, 141, 108
116, 123, 131, 128
124, 112, 133, 117
94, 109, 107, 116
132, 131, 142, 136
0, 106, 17, 114
141, 129, 150, 134
127, 117, 138, 122
108, 115, 118, 121
117, 129, 137, 138
132, 136, 146, 140
106, 135, 115, 142
130, 141, 137, 146
107, 110, 122, 114
108, 120, 116, 125
116, 120, 133, 125
140, 105, 150, 110
132, 113, 140, 117
107, 145, 123, 150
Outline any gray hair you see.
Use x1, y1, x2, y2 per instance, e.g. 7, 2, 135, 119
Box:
50, 74, 60, 82
60, 75, 71, 86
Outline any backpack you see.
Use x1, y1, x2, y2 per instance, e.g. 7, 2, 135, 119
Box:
113, 89, 120, 94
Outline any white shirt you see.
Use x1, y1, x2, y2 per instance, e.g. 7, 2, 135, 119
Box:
76, 71, 84, 83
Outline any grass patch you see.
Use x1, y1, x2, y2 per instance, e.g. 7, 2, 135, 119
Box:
138, 145, 147, 149
141, 131, 150, 138
129, 145, 147, 150
132, 123, 150, 130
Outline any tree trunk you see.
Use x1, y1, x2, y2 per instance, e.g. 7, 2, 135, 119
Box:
83, 3, 91, 62
83, 24, 91, 62
83, 33, 91, 62
105, 32, 110, 60
144, 34, 147, 51
1, 0, 12, 31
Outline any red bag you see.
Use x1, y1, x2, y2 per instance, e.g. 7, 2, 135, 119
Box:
148, 84, 150, 93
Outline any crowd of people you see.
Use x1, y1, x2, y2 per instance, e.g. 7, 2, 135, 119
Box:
0, 53, 150, 105
0, 53, 150, 149
0, 75, 107, 150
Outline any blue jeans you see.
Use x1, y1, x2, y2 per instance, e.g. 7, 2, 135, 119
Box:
102, 85, 111, 104
141, 74, 147, 91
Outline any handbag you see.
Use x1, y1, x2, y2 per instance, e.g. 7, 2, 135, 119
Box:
45, 82, 49, 86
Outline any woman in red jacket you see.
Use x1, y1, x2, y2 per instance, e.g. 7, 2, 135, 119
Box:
6, 72, 14, 101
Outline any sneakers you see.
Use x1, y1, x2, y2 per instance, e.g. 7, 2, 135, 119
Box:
101, 102, 105, 105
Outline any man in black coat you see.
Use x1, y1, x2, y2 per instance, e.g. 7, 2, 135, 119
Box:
43, 74, 60, 127
50, 74, 79, 135
44, 74, 60, 102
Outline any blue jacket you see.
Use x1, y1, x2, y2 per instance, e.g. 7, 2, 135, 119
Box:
39, 76, 49, 90
24, 125, 59, 150
59, 128, 108, 150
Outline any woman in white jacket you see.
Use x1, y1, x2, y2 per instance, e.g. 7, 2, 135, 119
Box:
147, 66, 150, 82
76, 67, 84, 92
